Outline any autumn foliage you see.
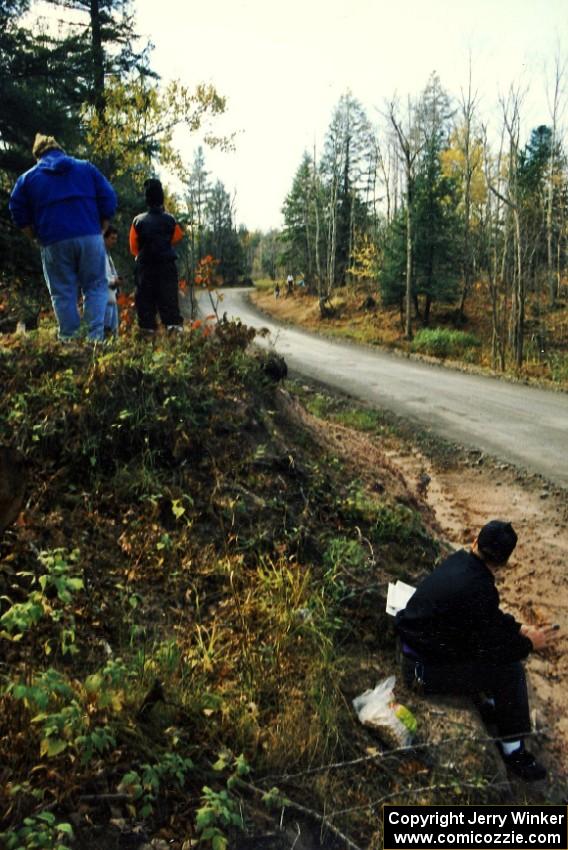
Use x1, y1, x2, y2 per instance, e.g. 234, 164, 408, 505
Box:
194, 254, 219, 289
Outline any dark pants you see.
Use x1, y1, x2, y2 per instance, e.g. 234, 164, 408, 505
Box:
135, 262, 183, 330
401, 654, 531, 741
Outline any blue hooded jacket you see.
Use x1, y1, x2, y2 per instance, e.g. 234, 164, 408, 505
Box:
9, 150, 117, 246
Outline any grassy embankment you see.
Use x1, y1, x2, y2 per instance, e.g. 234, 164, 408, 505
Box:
252, 279, 568, 387
0, 319, 544, 850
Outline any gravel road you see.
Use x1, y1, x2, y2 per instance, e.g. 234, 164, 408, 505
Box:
220, 289, 568, 488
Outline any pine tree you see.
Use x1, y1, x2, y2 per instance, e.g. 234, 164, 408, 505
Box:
379, 209, 407, 310
203, 181, 244, 284
184, 146, 211, 274
413, 75, 460, 322
0, 0, 90, 295
412, 139, 462, 323
282, 152, 318, 286
43, 0, 152, 124
320, 93, 374, 288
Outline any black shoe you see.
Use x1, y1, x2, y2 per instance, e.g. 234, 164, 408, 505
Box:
502, 746, 547, 782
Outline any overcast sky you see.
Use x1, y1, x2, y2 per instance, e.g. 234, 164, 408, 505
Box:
134, 0, 567, 230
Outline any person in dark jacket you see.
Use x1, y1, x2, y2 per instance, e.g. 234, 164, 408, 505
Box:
129, 178, 184, 333
396, 520, 560, 781
9, 133, 117, 341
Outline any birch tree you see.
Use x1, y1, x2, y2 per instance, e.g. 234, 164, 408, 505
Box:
457, 67, 481, 317
545, 56, 567, 304
492, 88, 525, 368
321, 93, 374, 293
482, 125, 508, 370
389, 96, 423, 338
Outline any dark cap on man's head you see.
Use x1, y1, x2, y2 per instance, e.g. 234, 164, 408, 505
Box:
477, 520, 518, 564
144, 178, 164, 207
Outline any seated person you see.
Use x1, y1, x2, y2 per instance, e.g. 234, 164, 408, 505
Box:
396, 520, 560, 781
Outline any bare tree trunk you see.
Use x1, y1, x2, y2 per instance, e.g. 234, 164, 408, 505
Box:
546, 56, 566, 305
327, 178, 337, 293
304, 195, 312, 285
484, 124, 507, 370
558, 198, 566, 298
90, 0, 105, 123
497, 220, 509, 372
389, 98, 422, 340
347, 191, 355, 286
375, 138, 392, 224
512, 207, 524, 368
491, 88, 525, 369
323, 174, 338, 314
458, 62, 479, 319
546, 143, 556, 306
312, 145, 323, 296
405, 174, 413, 338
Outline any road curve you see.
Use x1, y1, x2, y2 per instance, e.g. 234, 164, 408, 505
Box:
219, 289, 568, 487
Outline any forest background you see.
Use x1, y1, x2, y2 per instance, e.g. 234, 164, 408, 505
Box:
2, 0, 568, 380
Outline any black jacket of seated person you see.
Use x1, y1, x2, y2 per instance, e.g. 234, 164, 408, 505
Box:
395, 547, 533, 742
395, 523, 550, 782
396, 548, 532, 664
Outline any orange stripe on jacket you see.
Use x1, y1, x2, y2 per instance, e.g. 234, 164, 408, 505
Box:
172, 223, 184, 245
129, 224, 139, 257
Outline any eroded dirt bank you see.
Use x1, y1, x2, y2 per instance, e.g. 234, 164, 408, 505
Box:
290, 377, 568, 797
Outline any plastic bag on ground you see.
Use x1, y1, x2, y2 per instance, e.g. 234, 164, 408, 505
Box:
353, 675, 416, 747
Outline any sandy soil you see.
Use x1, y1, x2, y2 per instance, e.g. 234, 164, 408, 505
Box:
385, 443, 568, 782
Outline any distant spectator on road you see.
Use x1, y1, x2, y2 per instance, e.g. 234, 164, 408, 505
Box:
286, 273, 294, 295
274, 282, 280, 299
103, 225, 121, 337
9, 133, 117, 341
129, 178, 184, 334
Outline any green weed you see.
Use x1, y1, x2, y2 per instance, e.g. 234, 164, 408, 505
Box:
411, 328, 481, 359
373, 502, 420, 542
193, 751, 251, 848
305, 392, 333, 418
549, 351, 568, 383
332, 407, 385, 431
0, 549, 83, 655
322, 537, 368, 602
118, 752, 194, 819
0, 811, 74, 850
323, 536, 368, 573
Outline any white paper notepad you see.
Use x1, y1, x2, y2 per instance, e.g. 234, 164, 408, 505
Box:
386, 580, 416, 616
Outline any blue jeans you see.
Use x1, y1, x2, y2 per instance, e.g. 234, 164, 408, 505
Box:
104, 302, 119, 335
41, 234, 108, 340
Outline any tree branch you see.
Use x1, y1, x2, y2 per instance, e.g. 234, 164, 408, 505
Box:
257, 727, 548, 785
238, 779, 365, 850
488, 183, 516, 210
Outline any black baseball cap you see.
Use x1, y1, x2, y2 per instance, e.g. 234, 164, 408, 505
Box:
477, 520, 518, 564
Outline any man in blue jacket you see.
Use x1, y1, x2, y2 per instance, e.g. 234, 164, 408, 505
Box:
396, 520, 560, 781
9, 134, 117, 341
